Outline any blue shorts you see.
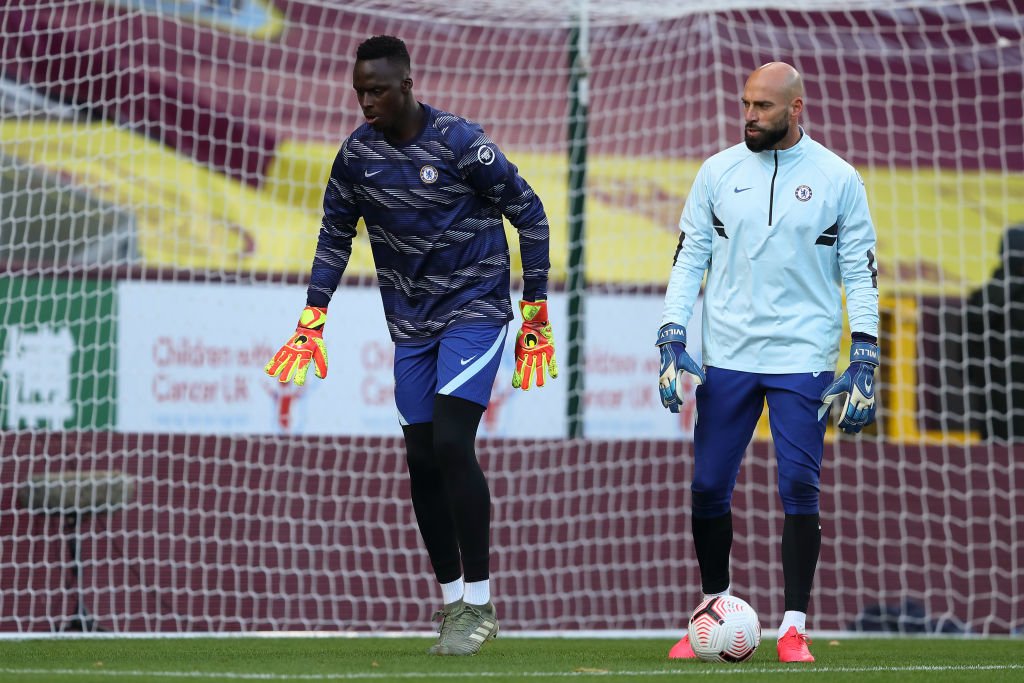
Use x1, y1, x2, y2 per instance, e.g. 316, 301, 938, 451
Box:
393, 323, 508, 425
691, 367, 835, 517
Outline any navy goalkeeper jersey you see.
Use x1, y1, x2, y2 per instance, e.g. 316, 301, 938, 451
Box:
307, 103, 551, 344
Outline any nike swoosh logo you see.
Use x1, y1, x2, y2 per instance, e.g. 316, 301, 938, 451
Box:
734, 186, 752, 193
364, 170, 382, 177
460, 356, 477, 366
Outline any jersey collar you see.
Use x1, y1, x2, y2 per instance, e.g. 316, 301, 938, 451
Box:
756, 126, 809, 166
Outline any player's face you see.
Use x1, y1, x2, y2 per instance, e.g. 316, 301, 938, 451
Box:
352, 58, 411, 134
741, 74, 796, 152
742, 97, 790, 152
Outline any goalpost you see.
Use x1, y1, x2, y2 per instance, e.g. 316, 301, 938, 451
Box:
0, 0, 1021, 636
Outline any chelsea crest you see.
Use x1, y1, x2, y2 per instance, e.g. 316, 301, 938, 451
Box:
420, 165, 438, 184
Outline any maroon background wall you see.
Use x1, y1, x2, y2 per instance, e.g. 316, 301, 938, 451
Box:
2, 1, 1021, 189
1, 433, 1020, 634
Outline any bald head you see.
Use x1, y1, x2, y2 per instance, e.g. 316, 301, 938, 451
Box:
742, 62, 805, 151
749, 62, 804, 102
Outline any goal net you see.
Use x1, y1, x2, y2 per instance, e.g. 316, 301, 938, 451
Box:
1, 0, 1021, 636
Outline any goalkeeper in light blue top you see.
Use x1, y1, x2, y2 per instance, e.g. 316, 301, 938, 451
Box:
657, 63, 880, 664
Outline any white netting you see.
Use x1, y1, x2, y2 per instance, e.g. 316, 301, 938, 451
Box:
0, 0, 1021, 636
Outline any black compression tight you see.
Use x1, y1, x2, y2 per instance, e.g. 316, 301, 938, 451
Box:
782, 513, 821, 612
402, 394, 490, 584
691, 511, 733, 595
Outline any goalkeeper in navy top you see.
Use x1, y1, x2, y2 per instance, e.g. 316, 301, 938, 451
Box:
265, 35, 557, 655
657, 63, 880, 664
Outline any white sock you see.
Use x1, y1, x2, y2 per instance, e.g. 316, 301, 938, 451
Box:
440, 577, 464, 606
703, 585, 730, 600
463, 579, 491, 606
778, 610, 807, 640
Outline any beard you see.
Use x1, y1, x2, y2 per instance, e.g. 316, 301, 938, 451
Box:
744, 117, 789, 152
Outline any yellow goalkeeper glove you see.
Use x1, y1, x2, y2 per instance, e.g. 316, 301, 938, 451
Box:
264, 306, 328, 386
511, 299, 558, 390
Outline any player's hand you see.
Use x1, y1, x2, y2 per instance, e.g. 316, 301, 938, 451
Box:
512, 300, 557, 390
656, 323, 705, 414
264, 306, 328, 386
820, 341, 880, 433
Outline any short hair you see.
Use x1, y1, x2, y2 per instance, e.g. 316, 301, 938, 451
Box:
356, 35, 411, 70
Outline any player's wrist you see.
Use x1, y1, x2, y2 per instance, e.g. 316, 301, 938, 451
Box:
656, 322, 687, 347
518, 299, 548, 324
849, 341, 879, 367
297, 306, 328, 332
521, 280, 547, 304
851, 331, 877, 345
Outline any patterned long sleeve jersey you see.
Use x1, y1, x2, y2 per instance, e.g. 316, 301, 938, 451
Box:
307, 103, 551, 344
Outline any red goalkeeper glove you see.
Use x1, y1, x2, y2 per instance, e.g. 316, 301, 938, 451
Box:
512, 300, 558, 390
264, 306, 328, 386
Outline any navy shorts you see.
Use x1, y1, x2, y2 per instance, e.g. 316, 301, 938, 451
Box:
393, 323, 508, 425
691, 366, 835, 517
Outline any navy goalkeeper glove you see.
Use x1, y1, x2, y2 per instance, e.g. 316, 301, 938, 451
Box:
820, 341, 880, 434
656, 323, 705, 414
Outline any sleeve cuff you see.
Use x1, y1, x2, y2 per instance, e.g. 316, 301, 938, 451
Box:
522, 281, 548, 303
851, 331, 878, 345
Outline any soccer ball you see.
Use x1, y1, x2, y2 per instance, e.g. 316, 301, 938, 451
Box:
687, 595, 761, 662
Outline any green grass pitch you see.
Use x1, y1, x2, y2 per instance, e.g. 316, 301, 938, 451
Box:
1, 635, 1022, 682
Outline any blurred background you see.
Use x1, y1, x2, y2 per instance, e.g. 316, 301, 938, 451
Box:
0, 0, 1021, 636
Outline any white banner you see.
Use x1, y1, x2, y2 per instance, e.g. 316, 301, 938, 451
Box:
117, 282, 701, 439
583, 293, 703, 439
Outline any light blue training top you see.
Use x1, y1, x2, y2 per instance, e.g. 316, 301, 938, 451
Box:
661, 129, 879, 373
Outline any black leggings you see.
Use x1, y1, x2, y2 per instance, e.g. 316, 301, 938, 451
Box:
402, 394, 490, 583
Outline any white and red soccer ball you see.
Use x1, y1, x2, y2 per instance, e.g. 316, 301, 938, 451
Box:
687, 595, 761, 662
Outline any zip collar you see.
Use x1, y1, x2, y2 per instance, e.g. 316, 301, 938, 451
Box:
755, 126, 808, 168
